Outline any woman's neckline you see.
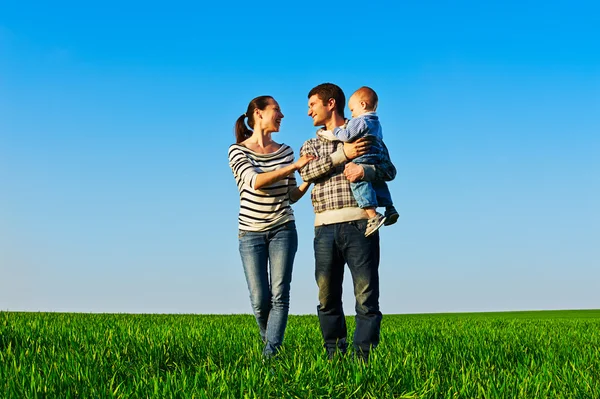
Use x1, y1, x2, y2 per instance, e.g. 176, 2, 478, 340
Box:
237, 142, 286, 156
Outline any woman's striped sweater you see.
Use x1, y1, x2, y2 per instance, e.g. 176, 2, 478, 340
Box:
228, 143, 297, 231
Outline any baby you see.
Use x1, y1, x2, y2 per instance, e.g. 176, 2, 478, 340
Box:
333, 86, 398, 237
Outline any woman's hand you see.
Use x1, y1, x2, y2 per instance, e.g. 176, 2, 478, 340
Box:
294, 154, 316, 170
343, 137, 371, 160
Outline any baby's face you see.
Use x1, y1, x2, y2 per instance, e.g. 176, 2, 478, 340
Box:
348, 95, 367, 118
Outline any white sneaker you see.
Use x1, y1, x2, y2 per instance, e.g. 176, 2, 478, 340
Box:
365, 213, 386, 237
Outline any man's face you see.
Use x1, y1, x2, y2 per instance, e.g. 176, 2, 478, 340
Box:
307, 94, 331, 127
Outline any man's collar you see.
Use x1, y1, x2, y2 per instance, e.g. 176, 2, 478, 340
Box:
315, 119, 349, 141
317, 129, 337, 141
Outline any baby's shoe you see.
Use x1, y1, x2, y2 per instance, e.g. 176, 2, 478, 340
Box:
365, 213, 386, 237
384, 206, 399, 226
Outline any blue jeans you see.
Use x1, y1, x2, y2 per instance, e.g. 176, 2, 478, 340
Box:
351, 180, 393, 209
238, 221, 297, 356
351, 152, 393, 209
314, 219, 382, 358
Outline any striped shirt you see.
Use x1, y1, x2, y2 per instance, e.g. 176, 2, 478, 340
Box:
228, 143, 297, 232
299, 128, 396, 218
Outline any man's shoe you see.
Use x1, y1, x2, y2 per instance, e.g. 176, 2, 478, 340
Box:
384, 206, 399, 226
353, 350, 370, 364
365, 213, 386, 237
327, 347, 347, 361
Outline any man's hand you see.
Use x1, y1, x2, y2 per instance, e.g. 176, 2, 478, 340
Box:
344, 162, 365, 182
343, 137, 372, 160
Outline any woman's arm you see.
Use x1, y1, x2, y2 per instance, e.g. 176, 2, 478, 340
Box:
289, 181, 311, 203
254, 154, 315, 190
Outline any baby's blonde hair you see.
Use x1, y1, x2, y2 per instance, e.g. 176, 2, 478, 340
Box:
353, 86, 379, 111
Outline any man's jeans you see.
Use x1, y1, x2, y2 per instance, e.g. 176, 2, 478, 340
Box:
314, 219, 382, 358
239, 221, 297, 356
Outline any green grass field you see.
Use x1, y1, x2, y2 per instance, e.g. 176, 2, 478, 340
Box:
1, 310, 599, 398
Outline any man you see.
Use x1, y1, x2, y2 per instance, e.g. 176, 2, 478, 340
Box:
299, 83, 396, 361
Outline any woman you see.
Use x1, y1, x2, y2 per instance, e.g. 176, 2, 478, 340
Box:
228, 95, 314, 357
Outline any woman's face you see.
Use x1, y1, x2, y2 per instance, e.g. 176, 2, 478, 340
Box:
257, 99, 284, 133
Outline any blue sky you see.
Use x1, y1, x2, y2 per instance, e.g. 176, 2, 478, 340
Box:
1, 1, 599, 315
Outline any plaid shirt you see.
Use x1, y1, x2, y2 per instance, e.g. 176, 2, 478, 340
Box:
299, 129, 396, 214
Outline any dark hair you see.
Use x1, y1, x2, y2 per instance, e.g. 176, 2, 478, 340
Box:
234, 96, 274, 144
308, 83, 345, 118
355, 86, 378, 111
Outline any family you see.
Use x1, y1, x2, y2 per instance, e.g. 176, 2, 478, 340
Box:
227, 83, 397, 362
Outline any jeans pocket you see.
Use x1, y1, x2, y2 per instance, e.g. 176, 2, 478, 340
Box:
350, 219, 368, 234
283, 221, 296, 230
314, 226, 323, 239
238, 230, 248, 239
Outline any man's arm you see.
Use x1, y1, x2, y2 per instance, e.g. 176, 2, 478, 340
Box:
298, 139, 346, 183
299, 136, 374, 183
344, 142, 396, 182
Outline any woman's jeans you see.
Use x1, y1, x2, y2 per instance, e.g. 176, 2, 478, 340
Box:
238, 221, 297, 356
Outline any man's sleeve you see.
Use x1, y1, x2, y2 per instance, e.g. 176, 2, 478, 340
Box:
299, 139, 347, 183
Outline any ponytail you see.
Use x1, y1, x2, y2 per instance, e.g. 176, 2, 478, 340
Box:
235, 114, 252, 144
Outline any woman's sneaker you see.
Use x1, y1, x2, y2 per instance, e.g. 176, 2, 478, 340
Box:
365, 213, 386, 237
384, 206, 399, 226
